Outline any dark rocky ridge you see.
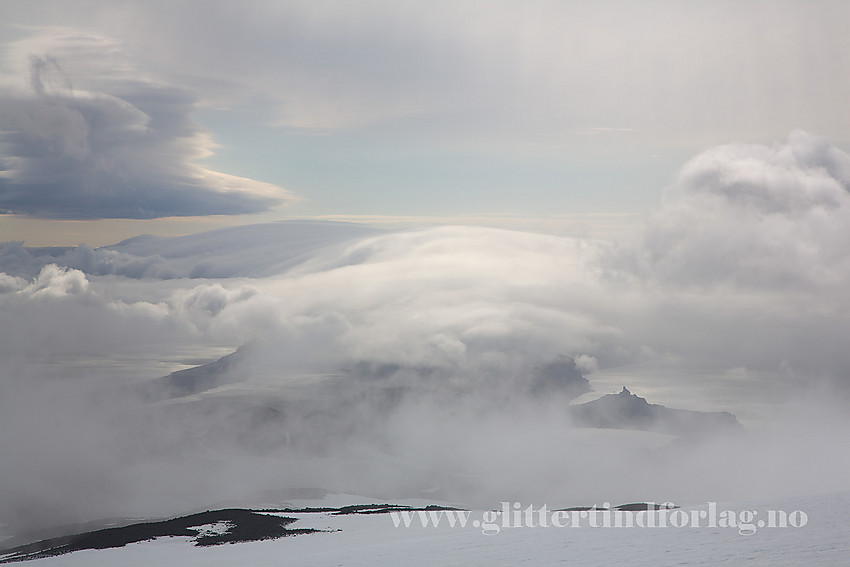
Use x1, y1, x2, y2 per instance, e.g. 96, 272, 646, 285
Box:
569, 387, 743, 438
0, 509, 316, 564
0, 504, 464, 563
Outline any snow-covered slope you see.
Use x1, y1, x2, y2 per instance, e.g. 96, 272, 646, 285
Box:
4, 491, 846, 566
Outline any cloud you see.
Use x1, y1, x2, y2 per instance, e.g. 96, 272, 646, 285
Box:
0, 271, 25, 293
37, 1, 850, 147
3, 197, 848, 385
0, 221, 381, 279
617, 131, 850, 290
585, 131, 850, 382
20, 263, 88, 297
0, 32, 295, 219
0, 265, 182, 361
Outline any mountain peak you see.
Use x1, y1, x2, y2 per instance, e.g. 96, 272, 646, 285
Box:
570, 385, 743, 438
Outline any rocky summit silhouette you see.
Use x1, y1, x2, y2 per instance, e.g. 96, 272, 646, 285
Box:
569, 387, 743, 438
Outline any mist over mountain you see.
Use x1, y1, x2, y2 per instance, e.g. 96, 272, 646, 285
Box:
2, 133, 850, 540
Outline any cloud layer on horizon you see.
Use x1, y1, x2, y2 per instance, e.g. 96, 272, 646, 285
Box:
0, 220, 381, 279
3, 131, 850, 382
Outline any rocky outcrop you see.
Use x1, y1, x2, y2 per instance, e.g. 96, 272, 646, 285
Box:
569, 387, 743, 438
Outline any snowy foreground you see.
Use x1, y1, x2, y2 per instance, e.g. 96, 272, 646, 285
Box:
4, 491, 847, 566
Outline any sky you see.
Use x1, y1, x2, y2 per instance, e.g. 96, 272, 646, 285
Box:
1, 0, 849, 244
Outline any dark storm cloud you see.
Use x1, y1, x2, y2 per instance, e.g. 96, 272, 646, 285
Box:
0, 50, 294, 219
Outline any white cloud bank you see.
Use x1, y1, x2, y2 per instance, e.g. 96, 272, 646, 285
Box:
622, 130, 850, 290
0, 32, 295, 219
3, 131, 850, 382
